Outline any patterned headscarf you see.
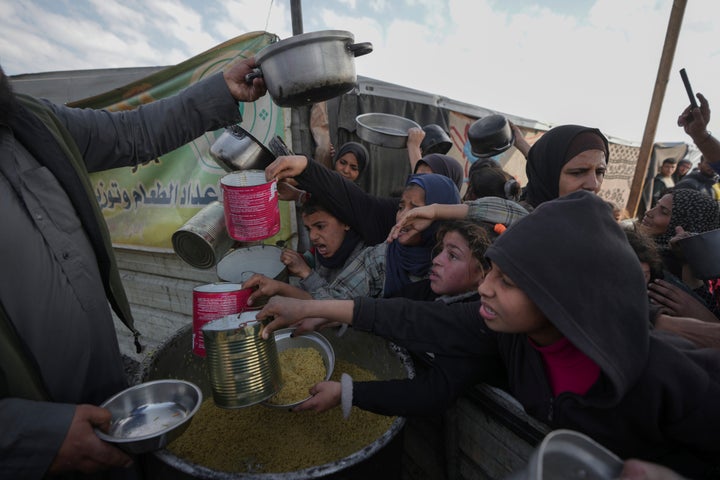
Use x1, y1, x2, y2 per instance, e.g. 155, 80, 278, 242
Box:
653, 188, 720, 250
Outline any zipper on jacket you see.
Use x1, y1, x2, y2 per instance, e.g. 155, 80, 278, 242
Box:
547, 396, 554, 423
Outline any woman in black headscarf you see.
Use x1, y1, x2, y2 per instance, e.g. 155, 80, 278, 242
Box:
332, 141, 369, 183
521, 124, 610, 210
414, 153, 464, 191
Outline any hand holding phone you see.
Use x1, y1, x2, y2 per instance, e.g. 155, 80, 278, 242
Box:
679, 68, 698, 109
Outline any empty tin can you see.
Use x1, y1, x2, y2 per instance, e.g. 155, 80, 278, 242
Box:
201, 312, 282, 408
172, 201, 235, 269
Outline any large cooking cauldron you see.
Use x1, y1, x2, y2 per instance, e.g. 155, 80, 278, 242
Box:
138, 324, 412, 479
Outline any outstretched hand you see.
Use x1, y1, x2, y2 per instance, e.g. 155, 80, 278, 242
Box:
293, 381, 342, 413
49, 405, 133, 475
620, 458, 688, 480
257, 297, 334, 338
677, 92, 711, 138
265, 155, 309, 182
386, 204, 438, 243
648, 278, 719, 324
281, 249, 312, 278
223, 57, 267, 102
242, 273, 285, 307
276, 181, 305, 202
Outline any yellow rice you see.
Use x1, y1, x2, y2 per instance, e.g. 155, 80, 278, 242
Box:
266, 347, 326, 406
167, 360, 396, 473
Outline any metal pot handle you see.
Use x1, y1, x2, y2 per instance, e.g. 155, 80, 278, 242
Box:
244, 67, 264, 84
348, 42, 373, 57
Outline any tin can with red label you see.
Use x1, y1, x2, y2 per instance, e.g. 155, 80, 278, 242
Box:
192, 283, 251, 357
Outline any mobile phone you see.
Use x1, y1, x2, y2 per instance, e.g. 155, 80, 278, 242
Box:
679, 68, 698, 109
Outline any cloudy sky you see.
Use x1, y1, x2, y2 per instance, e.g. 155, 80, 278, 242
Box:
1, 0, 717, 144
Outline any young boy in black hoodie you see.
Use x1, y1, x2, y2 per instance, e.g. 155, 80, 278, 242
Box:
258, 190, 720, 479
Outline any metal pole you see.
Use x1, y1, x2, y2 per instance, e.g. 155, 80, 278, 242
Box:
291, 0, 304, 35
626, 0, 687, 217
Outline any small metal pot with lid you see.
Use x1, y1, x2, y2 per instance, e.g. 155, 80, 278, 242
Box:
246, 30, 373, 107
209, 125, 276, 172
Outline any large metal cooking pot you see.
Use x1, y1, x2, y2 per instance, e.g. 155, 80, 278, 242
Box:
210, 125, 276, 172
138, 324, 412, 479
247, 30, 373, 108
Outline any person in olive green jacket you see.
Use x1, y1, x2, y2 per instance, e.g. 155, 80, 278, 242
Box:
0, 60, 265, 480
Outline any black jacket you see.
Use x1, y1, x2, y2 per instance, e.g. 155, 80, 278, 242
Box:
297, 158, 397, 246
353, 191, 720, 479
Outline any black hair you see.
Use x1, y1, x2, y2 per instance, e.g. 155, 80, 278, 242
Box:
465, 162, 520, 201
434, 220, 493, 271
622, 223, 664, 282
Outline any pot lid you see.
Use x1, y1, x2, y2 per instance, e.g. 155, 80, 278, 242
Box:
216, 245, 285, 282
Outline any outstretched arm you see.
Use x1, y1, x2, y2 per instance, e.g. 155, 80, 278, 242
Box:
678, 93, 720, 166
387, 204, 470, 242
407, 127, 425, 172
258, 297, 354, 339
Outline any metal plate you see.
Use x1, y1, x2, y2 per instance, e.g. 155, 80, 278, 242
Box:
356, 113, 421, 148
262, 328, 336, 409
95, 380, 202, 454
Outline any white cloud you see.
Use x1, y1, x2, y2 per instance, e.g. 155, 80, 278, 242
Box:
1, 0, 718, 142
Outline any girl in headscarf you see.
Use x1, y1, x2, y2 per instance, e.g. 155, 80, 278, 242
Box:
332, 141, 369, 182
521, 124, 609, 209
414, 153, 464, 191
309, 173, 461, 300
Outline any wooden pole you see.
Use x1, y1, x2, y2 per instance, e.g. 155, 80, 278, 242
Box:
626, 0, 687, 217
291, 0, 304, 35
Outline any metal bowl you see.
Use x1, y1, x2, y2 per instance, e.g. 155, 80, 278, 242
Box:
95, 379, 202, 454
507, 429, 623, 480
356, 113, 421, 148
262, 328, 335, 409
677, 228, 720, 280
209, 125, 276, 172
468, 114, 515, 158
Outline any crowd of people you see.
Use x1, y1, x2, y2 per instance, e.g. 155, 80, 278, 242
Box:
3, 52, 720, 480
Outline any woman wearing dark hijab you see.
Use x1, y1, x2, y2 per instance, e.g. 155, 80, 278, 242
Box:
521, 124, 610, 210
639, 188, 720, 320
332, 141, 369, 182
414, 153, 464, 191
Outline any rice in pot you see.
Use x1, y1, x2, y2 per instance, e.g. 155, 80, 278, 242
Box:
167, 360, 396, 473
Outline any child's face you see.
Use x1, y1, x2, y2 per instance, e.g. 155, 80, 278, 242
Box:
429, 231, 485, 296
302, 210, 348, 258
395, 185, 426, 246
334, 153, 360, 182
478, 260, 562, 346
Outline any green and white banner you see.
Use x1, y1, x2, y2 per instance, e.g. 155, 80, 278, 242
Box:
72, 31, 294, 250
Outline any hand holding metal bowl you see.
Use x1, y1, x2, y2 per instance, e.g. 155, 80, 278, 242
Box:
244, 30, 373, 107
95, 380, 202, 454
